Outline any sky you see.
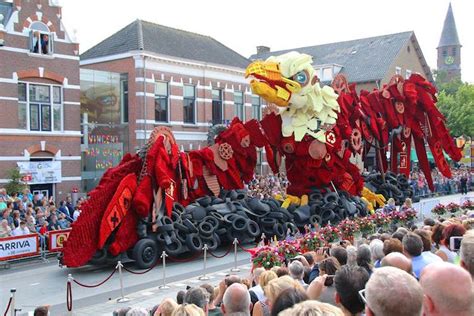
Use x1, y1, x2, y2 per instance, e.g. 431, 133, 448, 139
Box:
61, 0, 474, 83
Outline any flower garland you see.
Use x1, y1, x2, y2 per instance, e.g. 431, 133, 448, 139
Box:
251, 246, 283, 269
446, 202, 461, 214
462, 200, 474, 210
301, 232, 325, 252
355, 216, 376, 235
432, 204, 446, 216
276, 240, 300, 261
338, 219, 360, 240
319, 225, 341, 243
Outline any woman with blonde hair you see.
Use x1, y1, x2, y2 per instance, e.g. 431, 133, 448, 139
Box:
252, 270, 278, 316
278, 300, 344, 316
171, 304, 204, 316
154, 298, 178, 316
253, 276, 304, 316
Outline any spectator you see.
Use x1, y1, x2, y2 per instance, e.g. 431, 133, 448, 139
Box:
414, 229, 442, 263
73, 207, 81, 221
113, 307, 131, 316
382, 198, 396, 213
153, 298, 178, 316
59, 200, 71, 218
356, 244, 372, 275
0, 196, 7, 211
403, 232, 438, 278
365, 267, 423, 316
263, 276, 303, 313
333, 265, 369, 316
380, 252, 413, 274
424, 218, 436, 227
201, 284, 221, 316
383, 238, 403, 255
329, 246, 348, 266
58, 213, 69, 229
221, 283, 251, 316
270, 287, 307, 316
172, 304, 205, 316
278, 301, 344, 316
252, 270, 277, 316
26, 215, 36, 233
275, 267, 289, 278
0, 219, 12, 237
33, 305, 50, 316
308, 257, 340, 305
420, 262, 474, 316
346, 246, 357, 266
177, 290, 186, 305
39, 221, 49, 235
185, 287, 209, 315
436, 224, 466, 263
12, 210, 21, 228
431, 223, 446, 248
48, 215, 60, 231
249, 267, 265, 303
460, 230, 474, 279
369, 239, 384, 268
288, 260, 307, 288
12, 221, 30, 236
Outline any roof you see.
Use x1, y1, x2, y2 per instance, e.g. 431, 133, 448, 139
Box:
438, 3, 461, 48
250, 31, 415, 83
81, 19, 250, 69
0, 1, 13, 27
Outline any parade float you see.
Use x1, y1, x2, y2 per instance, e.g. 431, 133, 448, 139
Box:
61, 52, 462, 269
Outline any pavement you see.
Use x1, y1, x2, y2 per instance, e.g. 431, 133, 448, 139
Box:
1, 192, 472, 315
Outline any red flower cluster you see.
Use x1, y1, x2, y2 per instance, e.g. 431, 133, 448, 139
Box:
432, 204, 446, 215
338, 219, 360, 239
446, 202, 461, 213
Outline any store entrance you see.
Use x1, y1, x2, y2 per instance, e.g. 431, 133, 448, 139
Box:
30, 183, 53, 200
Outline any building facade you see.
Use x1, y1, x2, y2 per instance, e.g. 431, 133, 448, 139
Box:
436, 3, 461, 83
80, 20, 266, 190
0, 0, 81, 200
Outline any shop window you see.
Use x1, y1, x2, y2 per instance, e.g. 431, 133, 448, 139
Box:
251, 95, 261, 120
29, 22, 53, 55
183, 85, 195, 124
234, 91, 244, 120
18, 82, 63, 132
155, 81, 168, 122
211, 88, 222, 125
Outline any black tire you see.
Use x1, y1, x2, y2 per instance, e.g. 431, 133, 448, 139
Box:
165, 237, 184, 257
133, 238, 159, 269
273, 223, 285, 239
284, 222, 299, 235
247, 220, 260, 237
199, 221, 216, 237
202, 234, 220, 251
186, 234, 203, 252
89, 248, 108, 265
232, 216, 248, 232
310, 214, 322, 226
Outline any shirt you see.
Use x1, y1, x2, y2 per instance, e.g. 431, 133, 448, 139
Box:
249, 284, 265, 302
412, 253, 442, 278
12, 226, 31, 236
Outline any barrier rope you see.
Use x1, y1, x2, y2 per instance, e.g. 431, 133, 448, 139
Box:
3, 296, 12, 316
66, 281, 73, 312
168, 251, 202, 263
208, 244, 233, 258
122, 259, 161, 275
237, 243, 256, 253
72, 268, 117, 288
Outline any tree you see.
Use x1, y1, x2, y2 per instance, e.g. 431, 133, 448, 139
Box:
437, 83, 474, 137
4, 168, 27, 195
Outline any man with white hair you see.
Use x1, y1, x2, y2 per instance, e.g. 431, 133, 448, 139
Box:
460, 229, 474, 279
248, 267, 265, 302
289, 260, 307, 288
365, 267, 423, 316
369, 239, 384, 268
221, 283, 252, 316
420, 262, 474, 316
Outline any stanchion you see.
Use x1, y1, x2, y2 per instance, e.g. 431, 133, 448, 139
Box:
9, 288, 16, 316
199, 244, 210, 280
159, 251, 170, 290
230, 238, 240, 272
67, 274, 73, 315
116, 261, 130, 303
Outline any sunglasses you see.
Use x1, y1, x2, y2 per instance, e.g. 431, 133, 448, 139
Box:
358, 289, 367, 304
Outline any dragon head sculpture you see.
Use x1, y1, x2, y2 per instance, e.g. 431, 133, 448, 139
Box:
246, 51, 340, 142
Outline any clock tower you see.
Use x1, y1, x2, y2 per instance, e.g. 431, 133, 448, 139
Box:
437, 3, 462, 82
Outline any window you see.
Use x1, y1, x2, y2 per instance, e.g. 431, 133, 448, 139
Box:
322, 67, 333, 81
395, 67, 402, 75
29, 22, 53, 55
442, 49, 447, 58
405, 69, 412, 79
234, 91, 244, 120
251, 95, 261, 120
212, 88, 223, 125
155, 82, 168, 122
452, 47, 457, 56
18, 82, 62, 132
121, 75, 128, 123
183, 85, 195, 124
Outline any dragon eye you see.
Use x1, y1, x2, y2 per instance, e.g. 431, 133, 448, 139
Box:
293, 71, 309, 86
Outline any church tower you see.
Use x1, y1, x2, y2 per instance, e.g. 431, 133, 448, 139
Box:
437, 3, 462, 82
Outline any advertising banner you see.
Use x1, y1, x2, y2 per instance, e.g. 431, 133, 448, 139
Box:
0, 234, 39, 261
48, 229, 71, 252
17, 161, 62, 184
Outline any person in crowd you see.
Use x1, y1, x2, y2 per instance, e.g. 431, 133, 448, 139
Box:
431, 223, 446, 248
214, 275, 242, 308
11, 210, 21, 228
113, 307, 132, 316
33, 305, 50, 316
333, 265, 369, 316
249, 267, 265, 303
58, 213, 70, 229
368, 239, 384, 268
0, 219, 12, 237
176, 290, 186, 305
414, 229, 442, 263
402, 232, 439, 279
185, 287, 209, 315
382, 198, 396, 214
460, 229, 474, 279
382, 238, 403, 255
279, 300, 344, 316
153, 298, 178, 316
365, 267, 423, 316
356, 244, 372, 275
0, 196, 7, 211
329, 246, 347, 266
400, 198, 414, 212
12, 221, 30, 236
274, 267, 288, 278
26, 214, 36, 233
380, 252, 413, 274
270, 287, 308, 316
172, 304, 205, 316
221, 283, 252, 316
47, 215, 61, 231
288, 260, 307, 288
201, 284, 221, 316
252, 270, 277, 316
258, 276, 303, 316
308, 257, 340, 305
424, 218, 436, 227
73, 206, 81, 221
58, 200, 71, 218
420, 262, 474, 316
460, 173, 468, 194
435, 223, 466, 263
345, 246, 357, 266
39, 221, 49, 235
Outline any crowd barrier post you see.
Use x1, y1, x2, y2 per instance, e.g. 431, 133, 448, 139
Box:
159, 251, 170, 290
9, 288, 16, 316
67, 274, 73, 315
199, 244, 210, 280
231, 238, 240, 272
116, 261, 130, 303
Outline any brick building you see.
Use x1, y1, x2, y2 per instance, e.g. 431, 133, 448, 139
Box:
0, 0, 81, 200
79, 20, 266, 190
251, 31, 433, 91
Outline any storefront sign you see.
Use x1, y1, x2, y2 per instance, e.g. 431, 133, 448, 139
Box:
0, 234, 39, 261
48, 229, 71, 252
17, 161, 62, 184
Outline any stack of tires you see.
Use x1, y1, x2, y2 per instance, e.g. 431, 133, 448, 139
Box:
364, 171, 418, 204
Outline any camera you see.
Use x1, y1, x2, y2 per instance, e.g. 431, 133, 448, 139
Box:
450, 236, 463, 251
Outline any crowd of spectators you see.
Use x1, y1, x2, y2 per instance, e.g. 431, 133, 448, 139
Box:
409, 168, 472, 197
247, 173, 289, 199
0, 188, 83, 239
111, 216, 474, 316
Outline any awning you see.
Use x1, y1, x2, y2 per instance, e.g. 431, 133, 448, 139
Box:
410, 148, 451, 163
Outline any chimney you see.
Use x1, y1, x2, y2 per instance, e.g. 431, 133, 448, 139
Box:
257, 46, 270, 54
